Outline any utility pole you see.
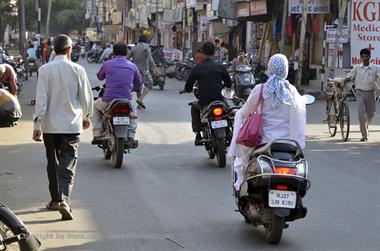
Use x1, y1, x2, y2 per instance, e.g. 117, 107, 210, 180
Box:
18, 0, 27, 80
46, 0, 53, 37
328, 0, 348, 79
296, 0, 308, 90
37, 0, 41, 62
280, 0, 288, 53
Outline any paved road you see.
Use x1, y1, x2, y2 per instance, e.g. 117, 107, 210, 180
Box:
1, 59, 380, 251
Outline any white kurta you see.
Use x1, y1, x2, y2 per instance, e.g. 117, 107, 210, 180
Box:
228, 83, 306, 160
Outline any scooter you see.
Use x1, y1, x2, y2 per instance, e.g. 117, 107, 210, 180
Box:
233, 95, 316, 244
231, 64, 255, 100
0, 203, 41, 250
91, 86, 138, 169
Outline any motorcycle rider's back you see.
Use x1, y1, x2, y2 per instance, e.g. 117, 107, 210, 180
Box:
182, 42, 232, 144
91, 43, 142, 143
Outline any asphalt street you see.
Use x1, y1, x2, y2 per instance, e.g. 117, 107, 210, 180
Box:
0, 58, 380, 251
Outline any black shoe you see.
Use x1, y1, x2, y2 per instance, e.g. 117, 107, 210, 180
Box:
125, 138, 138, 149
360, 137, 368, 142
91, 136, 104, 145
194, 133, 203, 146
136, 100, 146, 109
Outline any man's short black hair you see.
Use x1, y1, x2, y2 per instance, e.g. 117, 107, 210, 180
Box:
139, 35, 148, 43
113, 43, 127, 56
360, 48, 371, 57
202, 42, 215, 56
54, 34, 72, 54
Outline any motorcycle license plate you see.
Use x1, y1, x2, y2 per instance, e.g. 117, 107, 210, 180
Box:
29, 63, 34, 66
211, 120, 228, 129
268, 190, 297, 209
16, 68, 22, 73
113, 117, 129, 125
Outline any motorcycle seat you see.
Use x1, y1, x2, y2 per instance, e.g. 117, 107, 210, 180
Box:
253, 139, 304, 160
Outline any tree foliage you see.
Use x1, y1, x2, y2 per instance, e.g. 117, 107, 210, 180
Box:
0, 0, 17, 44
25, 0, 86, 36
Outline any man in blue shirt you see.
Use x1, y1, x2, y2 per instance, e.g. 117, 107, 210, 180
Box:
91, 43, 142, 145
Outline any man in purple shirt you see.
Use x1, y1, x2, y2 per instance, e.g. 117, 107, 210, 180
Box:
91, 43, 142, 145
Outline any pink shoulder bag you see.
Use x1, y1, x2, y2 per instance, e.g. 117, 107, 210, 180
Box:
236, 85, 264, 147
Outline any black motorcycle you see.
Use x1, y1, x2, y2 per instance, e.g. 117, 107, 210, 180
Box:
91, 86, 138, 169
0, 203, 41, 250
188, 88, 243, 167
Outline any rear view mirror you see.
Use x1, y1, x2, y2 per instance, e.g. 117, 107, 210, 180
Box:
221, 89, 235, 100
302, 94, 316, 105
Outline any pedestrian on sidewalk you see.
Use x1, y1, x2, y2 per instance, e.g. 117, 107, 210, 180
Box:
127, 35, 157, 109
32, 34, 93, 221
343, 48, 380, 142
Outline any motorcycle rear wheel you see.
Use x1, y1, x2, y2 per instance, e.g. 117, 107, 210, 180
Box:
111, 137, 124, 169
215, 138, 226, 168
265, 214, 284, 244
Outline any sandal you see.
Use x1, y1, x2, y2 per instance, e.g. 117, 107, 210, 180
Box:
46, 201, 60, 211
136, 100, 146, 109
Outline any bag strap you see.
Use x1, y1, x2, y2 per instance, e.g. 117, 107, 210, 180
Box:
252, 84, 264, 114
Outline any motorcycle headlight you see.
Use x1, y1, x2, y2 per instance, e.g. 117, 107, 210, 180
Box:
296, 160, 308, 177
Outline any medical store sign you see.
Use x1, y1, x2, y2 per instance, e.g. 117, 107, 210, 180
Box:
351, 0, 380, 65
289, 0, 330, 14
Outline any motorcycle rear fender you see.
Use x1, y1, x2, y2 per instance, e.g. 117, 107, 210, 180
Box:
113, 125, 128, 138
274, 208, 291, 217
213, 128, 226, 138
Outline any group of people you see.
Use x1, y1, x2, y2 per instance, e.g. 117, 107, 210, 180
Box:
23, 32, 377, 221
31, 34, 158, 220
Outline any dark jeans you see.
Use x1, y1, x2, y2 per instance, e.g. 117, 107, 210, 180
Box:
191, 101, 204, 132
43, 133, 80, 204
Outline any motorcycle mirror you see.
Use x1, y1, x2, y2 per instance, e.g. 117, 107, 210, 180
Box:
221, 89, 235, 100
302, 94, 316, 105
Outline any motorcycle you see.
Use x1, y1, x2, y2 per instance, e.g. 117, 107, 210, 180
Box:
86, 49, 103, 63
80, 46, 86, 59
231, 64, 255, 100
233, 95, 315, 244
27, 58, 38, 78
189, 87, 244, 168
152, 63, 166, 90
0, 203, 41, 250
91, 86, 138, 169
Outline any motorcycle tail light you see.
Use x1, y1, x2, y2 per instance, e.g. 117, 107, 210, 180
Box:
274, 167, 297, 175
113, 105, 130, 114
276, 185, 288, 190
212, 107, 224, 117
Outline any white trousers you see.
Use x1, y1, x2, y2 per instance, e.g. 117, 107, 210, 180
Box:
91, 96, 137, 139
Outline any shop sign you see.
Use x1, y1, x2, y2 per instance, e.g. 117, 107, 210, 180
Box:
325, 25, 349, 43
236, 2, 250, 17
250, 0, 267, 16
351, 0, 380, 65
289, 0, 330, 14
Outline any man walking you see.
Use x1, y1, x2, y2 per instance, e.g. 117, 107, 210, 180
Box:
127, 35, 157, 109
32, 34, 93, 220
344, 48, 380, 141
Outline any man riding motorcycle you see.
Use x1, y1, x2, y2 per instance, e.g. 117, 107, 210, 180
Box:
91, 43, 142, 146
179, 42, 232, 145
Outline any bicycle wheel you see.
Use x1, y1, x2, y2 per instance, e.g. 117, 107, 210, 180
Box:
340, 102, 350, 141
327, 99, 337, 137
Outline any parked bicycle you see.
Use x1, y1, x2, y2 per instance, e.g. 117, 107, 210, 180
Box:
325, 78, 353, 141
